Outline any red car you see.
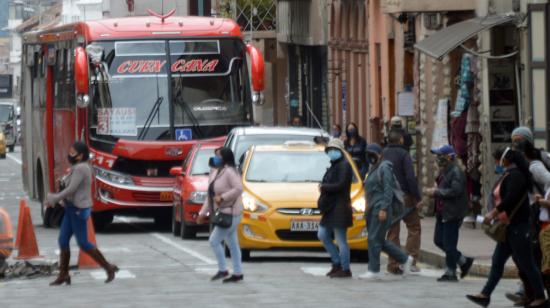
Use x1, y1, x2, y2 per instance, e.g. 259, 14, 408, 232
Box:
170, 139, 225, 238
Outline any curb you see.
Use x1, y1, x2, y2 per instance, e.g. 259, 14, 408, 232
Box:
419, 249, 518, 278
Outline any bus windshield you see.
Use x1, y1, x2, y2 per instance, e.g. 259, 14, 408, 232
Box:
89, 39, 251, 143
0, 104, 13, 123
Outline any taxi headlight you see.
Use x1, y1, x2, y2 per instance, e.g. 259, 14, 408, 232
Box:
94, 167, 134, 185
352, 197, 366, 213
242, 192, 268, 213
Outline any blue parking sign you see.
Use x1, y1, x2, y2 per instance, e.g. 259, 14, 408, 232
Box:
175, 128, 192, 141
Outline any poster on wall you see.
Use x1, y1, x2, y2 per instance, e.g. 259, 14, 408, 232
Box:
397, 91, 414, 116
432, 98, 449, 149
97, 108, 137, 136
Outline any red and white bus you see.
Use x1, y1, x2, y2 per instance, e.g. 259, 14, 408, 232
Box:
20, 12, 265, 230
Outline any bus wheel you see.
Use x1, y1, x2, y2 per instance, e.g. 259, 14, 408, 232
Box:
92, 212, 113, 232
37, 167, 53, 228
154, 212, 171, 230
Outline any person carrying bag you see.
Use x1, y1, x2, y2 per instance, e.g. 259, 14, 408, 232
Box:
197, 147, 244, 283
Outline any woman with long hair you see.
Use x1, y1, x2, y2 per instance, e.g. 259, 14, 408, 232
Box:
46, 141, 118, 285
467, 148, 547, 307
197, 147, 244, 283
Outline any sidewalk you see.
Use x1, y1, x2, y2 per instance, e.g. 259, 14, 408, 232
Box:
399, 216, 518, 278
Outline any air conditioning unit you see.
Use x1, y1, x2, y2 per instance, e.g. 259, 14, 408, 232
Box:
423, 13, 442, 30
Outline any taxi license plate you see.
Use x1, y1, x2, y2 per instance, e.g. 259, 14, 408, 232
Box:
290, 220, 319, 232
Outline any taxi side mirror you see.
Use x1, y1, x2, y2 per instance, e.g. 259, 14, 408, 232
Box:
169, 167, 184, 176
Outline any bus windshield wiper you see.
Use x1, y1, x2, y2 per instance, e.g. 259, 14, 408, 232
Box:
138, 96, 163, 140
176, 94, 204, 139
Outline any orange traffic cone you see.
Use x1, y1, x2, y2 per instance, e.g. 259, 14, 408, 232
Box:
78, 217, 99, 269
15, 199, 26, 248
16, 206, 41, 260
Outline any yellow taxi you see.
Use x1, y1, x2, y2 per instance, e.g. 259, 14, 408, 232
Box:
0, 130, 6, 159
238, 142, 367, 260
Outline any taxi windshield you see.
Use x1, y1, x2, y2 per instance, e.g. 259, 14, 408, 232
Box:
246, 151, 330, 183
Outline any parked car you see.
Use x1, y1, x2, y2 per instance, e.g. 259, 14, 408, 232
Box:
0, 102, 16, 152
236, 141, 368, 260
224, 126, 330, 167
170, 139, 225, 239
0, 130, 6, 159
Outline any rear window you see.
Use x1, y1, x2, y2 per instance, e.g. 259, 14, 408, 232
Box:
234, 134, 319, 164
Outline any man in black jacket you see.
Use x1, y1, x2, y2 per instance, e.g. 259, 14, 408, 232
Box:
383, 131, 422, 274
387, 116, 413, 151
424, 145, 474, 282
317, 138, 353, 278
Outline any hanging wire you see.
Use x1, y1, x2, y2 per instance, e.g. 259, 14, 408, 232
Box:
459, 44, 518, 59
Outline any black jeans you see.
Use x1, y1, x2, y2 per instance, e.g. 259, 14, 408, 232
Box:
482, 223, 545, 299
434, 214, 463, 273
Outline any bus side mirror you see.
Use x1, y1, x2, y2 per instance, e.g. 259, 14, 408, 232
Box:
74, 46, 90, 108
246, 44, 265, 105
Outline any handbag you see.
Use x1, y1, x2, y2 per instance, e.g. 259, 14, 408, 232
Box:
483, 194, 527, 243
211, 208, 233, 228
208, 168, 233, 229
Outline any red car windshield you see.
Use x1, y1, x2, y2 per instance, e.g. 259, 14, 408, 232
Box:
190, 148, 215, 176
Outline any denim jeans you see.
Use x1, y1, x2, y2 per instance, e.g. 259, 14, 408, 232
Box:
58, 204, 94, 251
433, 214, 462, 273
209, 215, 242, 275
367, 210, 409, 273
317, 225, 350, 271
482, 223, 545, 299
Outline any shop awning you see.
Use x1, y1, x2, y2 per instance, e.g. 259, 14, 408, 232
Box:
415, 14, 520, 60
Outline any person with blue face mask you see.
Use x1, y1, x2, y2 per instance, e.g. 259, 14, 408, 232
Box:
317, 138, 354, 278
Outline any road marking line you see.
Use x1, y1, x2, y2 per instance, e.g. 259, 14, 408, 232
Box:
150, 233, 216, 265
114, 216, 216, 265
7, 153, 22, 165
90, 269, 135, 280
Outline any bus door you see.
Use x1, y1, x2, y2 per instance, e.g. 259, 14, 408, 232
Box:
51, 44, 76, 189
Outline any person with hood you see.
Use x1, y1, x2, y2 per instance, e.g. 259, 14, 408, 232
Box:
46, 141, 119, 286
343, 123, 368, 177
424, 144, 473, 282
360, 143, 413, 280
317, 138, 354, 278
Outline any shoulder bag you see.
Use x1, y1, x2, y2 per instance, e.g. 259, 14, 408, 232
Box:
483, 194, 527, 243
208, 169, 233, 229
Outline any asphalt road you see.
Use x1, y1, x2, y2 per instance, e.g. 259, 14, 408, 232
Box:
0, 147, 517, 308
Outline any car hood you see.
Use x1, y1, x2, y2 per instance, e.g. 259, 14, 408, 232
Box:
244, 182, 363, 207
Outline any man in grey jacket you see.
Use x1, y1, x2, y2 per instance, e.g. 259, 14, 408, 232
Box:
424, 145, 474, 282
383, 131, 422, 274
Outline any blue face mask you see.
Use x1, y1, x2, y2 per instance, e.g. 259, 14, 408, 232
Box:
211, 156, 223, 167
327, 149, 342, 161
495, 165, 505, 175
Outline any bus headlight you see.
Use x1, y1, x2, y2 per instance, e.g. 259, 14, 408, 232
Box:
352, 197, 366, 213
94, 167, 134, 185
242, 192, 268, 213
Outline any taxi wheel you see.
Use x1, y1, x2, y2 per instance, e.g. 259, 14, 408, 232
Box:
172, 206, 181, 237
8, 145, 14, 152
93, 212, 114, 232
224, 245, 251, 261
0, 154, 5, 159
351, 250, 369, 263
